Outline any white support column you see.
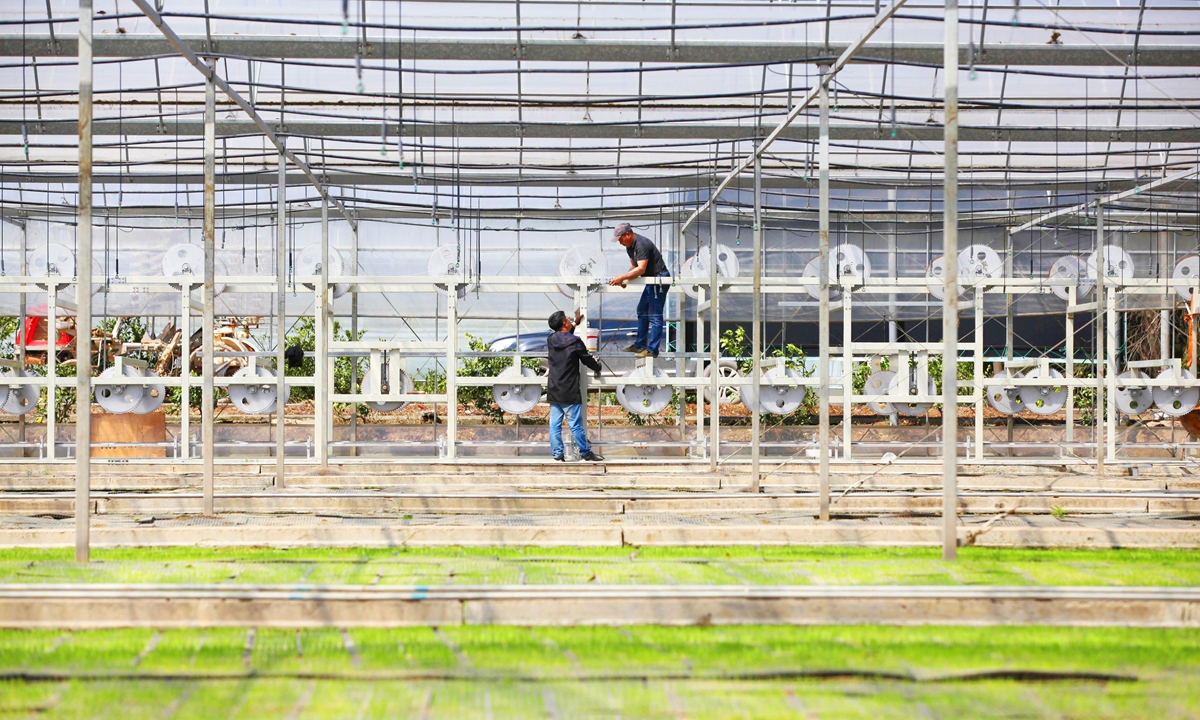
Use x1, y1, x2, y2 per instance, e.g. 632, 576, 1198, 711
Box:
1066, 286, 1075, 445
179, 283, 189, 461
942, 0, 960, 561
974, 288, 983, 460
275, 155, 287, 485
1107, 286, 1118, 461
201, 63, 215, 514
445, 287, 459, 459
350, 222, 358, 456
708, 189, 720, 472
315, 197, 329, 466
46, 282, 57, 461
842, 291, 852, 460
1095, 211, 1105, 474
749, 150, 762, 491
818, 64, 832, 521
74, 0, 94, 562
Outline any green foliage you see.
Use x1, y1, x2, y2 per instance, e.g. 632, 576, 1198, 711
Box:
719, 326, 815, 424
281, 317, 366, 415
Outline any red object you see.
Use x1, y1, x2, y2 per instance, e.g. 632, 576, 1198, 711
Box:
15, 317, 73, 351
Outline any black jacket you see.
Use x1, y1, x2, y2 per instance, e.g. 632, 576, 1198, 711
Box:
546, 331, 602, 405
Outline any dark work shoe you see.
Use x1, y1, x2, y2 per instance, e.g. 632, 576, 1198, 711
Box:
581, 452, 605, 462
635, 349, 658, 359
623, 345, 643, 353
552, 456, 565, 462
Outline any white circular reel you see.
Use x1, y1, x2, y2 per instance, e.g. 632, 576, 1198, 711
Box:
1018, 367, 1066, 416
162, 243, 228, 296
29, 243, 75, 278
985, 369, 1025, 415
696, 244, 740, 280
360, 367, 413, 413
832, 244, 871, 284
802, 256, 841, 301
863, 370, 896, 414
0, 369, 36, 415
229, 365, 285, 415
493, 365, 542, 415
926, 255, 962, 301
959, 244, 1003, 280
1115, 369, 1152, 415
702, 360, 742, 405
679, 257, 702, 300
133, 369, 167, 415
427, 245, 469, 297
1171, 255, 1200, 303
888, 368, 936, 416
1153, 367, 1199, 417
1086, 246, 1135, 285
742, 365, 806, 415
295, 244, 351, 299
1048, 255, 1094, 302
94, 365, 145, 414
616, 365, 674, 415
557, 245, 609, 298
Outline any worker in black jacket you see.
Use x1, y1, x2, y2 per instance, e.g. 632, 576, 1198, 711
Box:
545, 310, 605, 462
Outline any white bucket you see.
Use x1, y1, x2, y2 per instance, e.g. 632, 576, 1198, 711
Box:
583, 325, 600, 351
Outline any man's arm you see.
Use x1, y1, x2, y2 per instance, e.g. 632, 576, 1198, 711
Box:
574, 338, 602, 373
609, 258, 648, 287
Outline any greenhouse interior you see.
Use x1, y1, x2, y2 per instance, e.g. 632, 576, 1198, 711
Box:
0, 1, 1199, 718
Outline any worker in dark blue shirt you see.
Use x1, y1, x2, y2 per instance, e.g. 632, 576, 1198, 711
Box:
608, 222, 671, 358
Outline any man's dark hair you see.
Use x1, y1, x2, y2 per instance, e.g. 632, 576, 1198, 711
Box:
547, 310, 568, 331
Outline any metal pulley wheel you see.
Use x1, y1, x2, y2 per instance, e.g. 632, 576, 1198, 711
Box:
696, 243, 740, 279
887, 367, 935, 416
427, 245, 470, 297
162, 243, 228, 296
702, 360, 742, 405
493, 365, 542, 415
1086, 246, 1135, 285
360, 366, 412, 413
742, 365, 806, 416
679, 257, 702, 299
616, 365, 674, 415
29, 243, 76, 278
1153, 367, 1199, 417
925, 255, 962, 301
132, 369, 167, 415
1018, 367, 1067, 416
1048, 255, 1093, 302
959, 244, 1004, 280
985, 369, 1025, 415
802, 256, 840, 301
862, 370, 896, 414
1114, 369, 1151, 415
0, 369, 36, 415
94, 365, 146, 414
1171, 255, 1200, 303
557, 245, 609, 298
295, 244, 351, 299
229, 365, 284, 415
0, 373, 12, 411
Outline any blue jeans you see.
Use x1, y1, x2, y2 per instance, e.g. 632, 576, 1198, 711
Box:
549, 402, 591, 458
633, 271, 671, 354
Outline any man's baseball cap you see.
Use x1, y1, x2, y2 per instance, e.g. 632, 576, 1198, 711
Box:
610, 222, 633, 242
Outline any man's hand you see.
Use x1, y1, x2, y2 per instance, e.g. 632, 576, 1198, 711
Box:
574, 309, 585, 325
608, 276, 627, 288
593, 370, 602, 381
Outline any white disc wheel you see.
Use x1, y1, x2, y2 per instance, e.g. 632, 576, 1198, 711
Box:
679, 256, 702, 300
986, 369, 1025, 415
29, 243, 75, 278
428, 245, 468, 296
0, 373, 13, 411
1018, 367, 1067, 416
702, 360, 742, 405
888, 367, 935, 416
863, 370, 896, 414
832, 244, 871, 285
1086, 246, 1135, 284
926, 255, 963, 300
132, 369, 167, 415
696, 244, 740, 280
94, 365, 145, 415
557, 245, 609, 298
743, 365, 805, 416
0, 369, 35, 415
959, 244, 1003, 280
360, 367, 412, 413
1153, 367, 1199, 417
229, 366, 283, 415
493, 365, 542, 415
802, 256, 841, 301
1048, 255, 1093, 302
296, 244, 350, 299
1171, 255, 1200, 303
1115, 369, 1152, 415
162, 244, 227, 296
616, 365, 673, 415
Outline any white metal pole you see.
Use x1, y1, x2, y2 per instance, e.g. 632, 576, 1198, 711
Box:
201, 64, 216, 513
818, 64, 831, 521
316, 197, 329, 466
276, 155, 287, 485
750, 149, 762, 492
942, 0, 960, 561
74, 0, 94, 562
